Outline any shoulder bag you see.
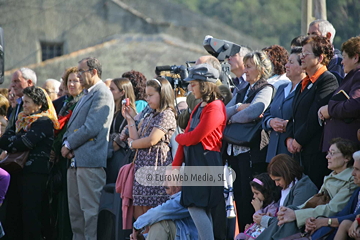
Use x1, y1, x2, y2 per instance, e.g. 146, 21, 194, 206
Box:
223, 120, 262, 146
0, 151, 30, 173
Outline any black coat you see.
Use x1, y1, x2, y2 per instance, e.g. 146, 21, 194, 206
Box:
0, 116, 54, 174
289, 71, 338, 154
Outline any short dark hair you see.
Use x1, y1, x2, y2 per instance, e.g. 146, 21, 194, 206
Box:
301, 35, 334, 66
23, 86, 49, 111
291, 35, 307, 47
250, 173, 281, 208
290, 47, 303, 65
79, 57, 102, 78
341, 36, 360, 63
330, 138, 359, 168
268, 154, 303, 189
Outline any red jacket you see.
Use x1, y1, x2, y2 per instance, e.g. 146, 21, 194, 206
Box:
172, 100, 226, 167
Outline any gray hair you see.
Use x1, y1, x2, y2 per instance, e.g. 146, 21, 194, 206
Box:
239, 46, 252, 58
45, 78, 61, 92
243, 51, 273, 80
353, 151, 360, 161
203, 56, 222, 75
310, 19, 336, 43
19, 68, 37, 85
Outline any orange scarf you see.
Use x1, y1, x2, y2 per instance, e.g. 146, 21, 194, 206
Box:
15, 88, 60, 133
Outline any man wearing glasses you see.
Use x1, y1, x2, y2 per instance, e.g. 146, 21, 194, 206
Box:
61, 57, 114, 240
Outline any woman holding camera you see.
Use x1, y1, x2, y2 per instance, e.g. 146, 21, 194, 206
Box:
122, 78, 176, 219
107, 78, 136, 183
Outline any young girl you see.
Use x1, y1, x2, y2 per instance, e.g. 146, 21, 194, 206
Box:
173, 63, 227, 240
123, 78, 176, 219
236, 173, 280, 240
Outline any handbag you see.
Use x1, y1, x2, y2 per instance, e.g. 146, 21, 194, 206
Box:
303, 189, 330, 209
223, 120, 262, 146
0, 151, 30, 173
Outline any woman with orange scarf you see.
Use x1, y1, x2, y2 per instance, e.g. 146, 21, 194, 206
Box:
0, 86, 59, 240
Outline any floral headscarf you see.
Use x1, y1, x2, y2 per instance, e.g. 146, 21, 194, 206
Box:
15, 87, 60, 133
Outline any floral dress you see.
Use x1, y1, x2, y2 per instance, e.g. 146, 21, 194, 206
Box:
133, 108, 176, 206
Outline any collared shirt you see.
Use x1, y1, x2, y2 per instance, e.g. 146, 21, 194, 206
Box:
87, 79, 102, 93
283, 82, 299, 99
301, 65, 327, 92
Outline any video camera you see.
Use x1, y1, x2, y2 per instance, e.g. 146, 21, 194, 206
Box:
155, 63, 192, 90
203, 35, 241, 62
203, 35, 241, 89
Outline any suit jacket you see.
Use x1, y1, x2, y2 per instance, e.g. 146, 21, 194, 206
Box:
288, 71, 338, 154
63, 81, 114, 168
322, 68, 360, 151
6, 101, 23, 132
263, 83, 295, 162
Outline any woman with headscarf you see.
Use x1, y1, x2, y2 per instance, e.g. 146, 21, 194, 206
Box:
0, 86, 59, 240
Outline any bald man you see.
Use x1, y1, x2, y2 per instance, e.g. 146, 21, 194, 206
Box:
43, 78, 61, 101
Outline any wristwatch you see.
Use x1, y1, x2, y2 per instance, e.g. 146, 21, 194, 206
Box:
327, 218, 332, 227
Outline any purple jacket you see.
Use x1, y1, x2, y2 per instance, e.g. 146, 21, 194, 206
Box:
322, 68, 360, 151
0, 168, 10, 204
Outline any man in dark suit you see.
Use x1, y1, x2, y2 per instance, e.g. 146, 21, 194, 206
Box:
61, 57, 114, 240
1, 68, 36, 239
7, 68, 37, 131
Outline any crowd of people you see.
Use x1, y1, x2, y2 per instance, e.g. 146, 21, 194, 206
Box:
0, 18, 359, 240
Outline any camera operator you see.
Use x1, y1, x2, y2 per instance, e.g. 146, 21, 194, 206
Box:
228, 46, 252, 93
177, 55, 232, 130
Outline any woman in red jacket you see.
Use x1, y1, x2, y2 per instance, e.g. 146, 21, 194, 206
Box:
173, 63, 227, 240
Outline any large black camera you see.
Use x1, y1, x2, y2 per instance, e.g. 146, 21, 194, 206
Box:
203, 35, 241, 88
203, 35, 241, 62
155, 63, 190, 89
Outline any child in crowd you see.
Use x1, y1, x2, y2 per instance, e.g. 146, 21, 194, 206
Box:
236, 173, 280, 240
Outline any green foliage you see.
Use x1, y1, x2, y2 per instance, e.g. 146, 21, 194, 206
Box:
172, 0, 358, 50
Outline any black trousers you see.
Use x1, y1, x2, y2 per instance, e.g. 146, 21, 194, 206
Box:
2, 172, 48, 240
228, 151, 254, 232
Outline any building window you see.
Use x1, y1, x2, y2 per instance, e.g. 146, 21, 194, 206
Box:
41, 42, 63, 61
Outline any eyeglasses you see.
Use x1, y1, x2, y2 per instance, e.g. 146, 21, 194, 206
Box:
327, 151, 341, 156
300, 52, 314, 58
78, 69, 92, 75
